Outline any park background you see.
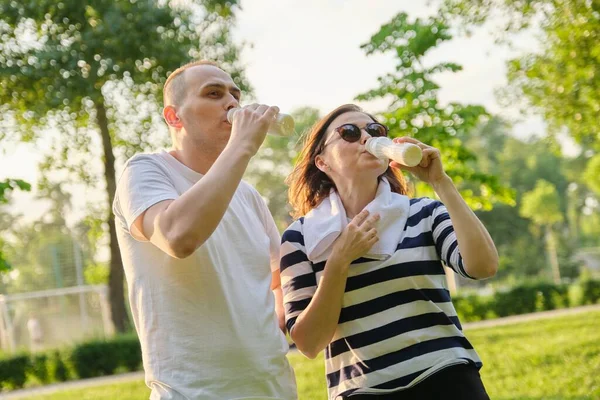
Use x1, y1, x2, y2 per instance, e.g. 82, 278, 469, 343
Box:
0, 0, 599, 398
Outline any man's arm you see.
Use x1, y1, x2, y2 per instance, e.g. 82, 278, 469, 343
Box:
258, 192, 286, 333
134, 105, 278, 258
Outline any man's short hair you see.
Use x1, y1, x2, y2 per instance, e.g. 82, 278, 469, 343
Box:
163, 60, 220, 107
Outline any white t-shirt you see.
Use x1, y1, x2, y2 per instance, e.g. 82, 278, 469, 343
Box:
113, 151, 297, 400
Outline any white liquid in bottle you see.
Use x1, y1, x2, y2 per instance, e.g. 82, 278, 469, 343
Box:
227, 108, 295, 137
365, 137, 423, 167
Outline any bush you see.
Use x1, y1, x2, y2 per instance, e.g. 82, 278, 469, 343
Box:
454, 279, 600, 322
568, 284, 585, 307
580, 279, 600, 305
490, 282, 570, 317
70, 335, 141, 379
113, 336, 143, 371
0, 354, 29, 390
0, 335, 142, 391
49, 351, 70, 382
71, 341, 120, 378
453, 294, 496, 322
28, 354, 49, 384
493, 285, 539, 317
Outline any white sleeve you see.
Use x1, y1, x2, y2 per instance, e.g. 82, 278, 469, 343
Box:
252, 188, 282, 272
113, 155, 179, 241
430, 200, 475, 279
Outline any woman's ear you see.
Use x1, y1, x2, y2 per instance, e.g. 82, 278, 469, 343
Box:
315, 154, 330, 173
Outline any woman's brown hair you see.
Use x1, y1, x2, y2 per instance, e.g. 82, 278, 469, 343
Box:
287, 104, 409, 219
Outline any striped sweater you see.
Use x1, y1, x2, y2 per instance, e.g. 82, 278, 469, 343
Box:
280, 197, 482, 399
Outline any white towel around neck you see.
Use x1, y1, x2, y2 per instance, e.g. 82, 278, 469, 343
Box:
302, 178, 410, 263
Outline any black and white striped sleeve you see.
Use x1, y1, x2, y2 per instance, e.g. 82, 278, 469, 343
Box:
431, 201, 476, 279
280, 220, 317, 333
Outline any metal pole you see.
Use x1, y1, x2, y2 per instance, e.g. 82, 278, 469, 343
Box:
73, 240, 89, 332
0, 297, 8, 352
98, 286, 114, 337
0, 298, 15, 353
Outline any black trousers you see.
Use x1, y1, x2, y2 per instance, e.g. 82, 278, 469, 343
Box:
343, 364, 490, 400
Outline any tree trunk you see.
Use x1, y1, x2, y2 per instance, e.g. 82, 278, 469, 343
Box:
96, 100, 130, 333
545, 227, 561, 284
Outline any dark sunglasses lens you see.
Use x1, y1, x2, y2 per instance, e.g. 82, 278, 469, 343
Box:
366, 123, 388, 137
338, 124, 362, 142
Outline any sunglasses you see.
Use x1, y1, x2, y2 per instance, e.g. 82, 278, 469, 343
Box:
322, 122, 388, 149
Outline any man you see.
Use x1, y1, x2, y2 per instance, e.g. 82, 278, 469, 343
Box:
113, 60, 297, 400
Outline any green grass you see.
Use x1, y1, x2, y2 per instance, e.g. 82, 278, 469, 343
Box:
472, 310, 600, 400
26, 310, 600, 400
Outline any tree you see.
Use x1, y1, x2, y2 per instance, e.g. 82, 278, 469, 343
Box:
0, 0, 248, 332
584, 154, 600, 196
440, 0, 600, 150
357, 12, 512, 209
0, 179, 30, 272
520, 180, 564, 283
438, 0, 600, 281
1, 182, 99, 294
464, 118, 586, 283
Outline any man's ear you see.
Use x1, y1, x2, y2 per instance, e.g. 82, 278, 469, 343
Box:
163, 105, 183, 129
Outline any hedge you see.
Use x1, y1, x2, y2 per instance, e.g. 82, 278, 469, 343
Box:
454, 279, 600, 323
0, 335, 141, 391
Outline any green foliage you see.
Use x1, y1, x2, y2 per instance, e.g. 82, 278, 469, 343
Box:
356, 12, 513, 210
452, 294, 497, 322
0, 335, 141, 389
0, 354, 28, 390
0, 0, 250, 330
584, 154, 600, 196
464, 119, 591, 284
441, 1, 600, 149
49, 351, 70, 382
0, 0, 249, 153
245, 107, 321, 230
454, 279, 600, 322
520, 180, 563, 226
0, 179, 30, 273
67, 335, 142, 378
580, 278, 600, 305
84, 263, 110, 285
2, 221, 88, 293
71, 342, 119, 378
29, 354, 50, 384
439, 2, 600, 283
0, 248, 10, 273
494, 282, 569, 316
0, 180, 31, 204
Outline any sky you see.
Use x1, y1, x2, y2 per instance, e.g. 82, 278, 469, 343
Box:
0, 0, 558, 224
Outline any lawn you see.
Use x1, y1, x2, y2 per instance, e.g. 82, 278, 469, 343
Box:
26, 310, 600, 400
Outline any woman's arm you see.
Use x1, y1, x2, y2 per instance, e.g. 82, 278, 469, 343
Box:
286, 210, 380, 358
289, 253, 352, 359
391, 137, 498, 279
432, 176, 498, 279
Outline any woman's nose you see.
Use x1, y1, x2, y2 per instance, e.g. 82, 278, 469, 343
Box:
359, 130, 371, 145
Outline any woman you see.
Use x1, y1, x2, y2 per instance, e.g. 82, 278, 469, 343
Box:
280, 104, 497, 400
